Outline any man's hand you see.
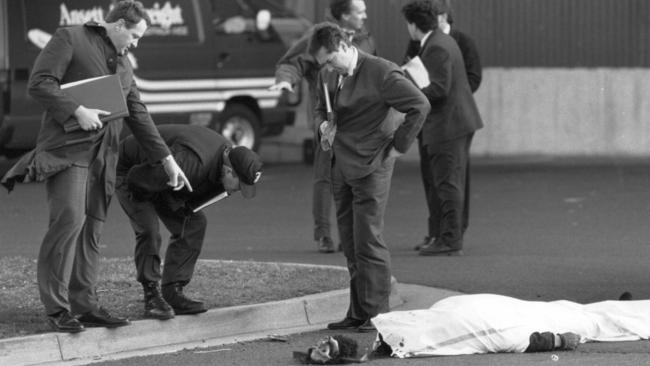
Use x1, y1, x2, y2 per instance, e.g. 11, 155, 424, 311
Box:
268, 81, 293, 92
161, 155, 193, 192
386, 146, 403, 159
319, 120, 336, 151
74, 105, 109, 131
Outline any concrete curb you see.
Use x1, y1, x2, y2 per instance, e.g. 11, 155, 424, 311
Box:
0, 266, 404, 366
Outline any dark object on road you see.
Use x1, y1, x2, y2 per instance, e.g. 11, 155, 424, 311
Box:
619, 291, 633, 301
294, 335, 368, 364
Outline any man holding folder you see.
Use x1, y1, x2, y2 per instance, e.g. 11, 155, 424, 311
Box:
402, 1, 483, 256
1, 1, 191, 332
116, 125, 262, 320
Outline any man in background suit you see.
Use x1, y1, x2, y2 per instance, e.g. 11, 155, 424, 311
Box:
405, 0, 483, 252
309, 22, 430, 331
437, 0, 482, 93
402, 0, 483, 256
270, 0, 376, 254
403, 0, 481, 93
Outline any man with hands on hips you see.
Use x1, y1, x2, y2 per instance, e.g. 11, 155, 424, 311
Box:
309, 22, 430, 332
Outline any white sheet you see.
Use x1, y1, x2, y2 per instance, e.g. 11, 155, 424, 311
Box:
372, 294, 650, 357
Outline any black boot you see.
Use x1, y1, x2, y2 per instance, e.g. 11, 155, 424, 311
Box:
162, 283, 207, 315
143, 282, 175, 320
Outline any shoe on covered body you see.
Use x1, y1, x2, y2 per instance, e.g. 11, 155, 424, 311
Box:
47, 310, 85, 333
327, 317, 365, 330
317, 236, 336, 253
77, 307, 130, 328
143, 281, 175, 320
162, 283, 208, 315
413, 236, 435, 251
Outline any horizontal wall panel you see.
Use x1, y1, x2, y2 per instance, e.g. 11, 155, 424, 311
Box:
303, 0, 650, 67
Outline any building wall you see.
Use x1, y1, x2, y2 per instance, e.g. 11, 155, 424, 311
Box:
301, 0, 650, 157
472, 68, 650, 156
452, 0, 650, 68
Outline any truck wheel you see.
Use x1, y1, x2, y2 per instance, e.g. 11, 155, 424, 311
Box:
217, 104, 261, 151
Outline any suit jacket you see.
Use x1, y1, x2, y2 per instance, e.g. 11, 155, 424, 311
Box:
274, 25, 377, 119
403, 27, 482, 93
1, 22, 170, 220
419, 29, 483, 151
118, 125, 229, 212
315, 51, 430, 180
449, 29, 482, 93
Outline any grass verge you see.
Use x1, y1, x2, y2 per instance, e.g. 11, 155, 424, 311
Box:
0, 256, 348, 339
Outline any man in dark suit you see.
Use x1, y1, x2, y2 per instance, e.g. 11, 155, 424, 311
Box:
115, 125, 262, 320
402, 1, 483, 256
270, 0, 376, 254
403, 1, 481, 93
437, 0, 482, 93
407, 0, 483, 251
308, 22, 430, 332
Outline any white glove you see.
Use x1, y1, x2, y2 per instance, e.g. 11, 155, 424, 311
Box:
319, 121, 336, 151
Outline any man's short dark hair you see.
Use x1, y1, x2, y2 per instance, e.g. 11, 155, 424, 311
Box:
402, 0, 438, 33
432, 0, 455, 24
329, 0, 353, 21
307, 22, 348, 57
105, 0, 152, 27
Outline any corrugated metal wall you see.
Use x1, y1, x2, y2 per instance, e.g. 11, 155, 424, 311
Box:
307, 0, 650, 67
452, 0, 650, 67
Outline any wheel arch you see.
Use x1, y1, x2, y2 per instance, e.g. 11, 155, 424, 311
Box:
223, 96, 262, 122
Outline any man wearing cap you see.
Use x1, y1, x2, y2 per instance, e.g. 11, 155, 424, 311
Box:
115, 125, 262, 319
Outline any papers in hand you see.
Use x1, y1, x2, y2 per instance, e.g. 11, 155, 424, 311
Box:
401, 56, 430, 89
61, 74, 129, 132
192, 191, 229, 213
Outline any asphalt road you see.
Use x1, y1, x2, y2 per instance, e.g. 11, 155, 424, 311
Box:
3, 157, 650, 302
3, 157, 650, 365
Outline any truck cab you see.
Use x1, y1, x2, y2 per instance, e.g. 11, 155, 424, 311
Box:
0, 0, 310, 155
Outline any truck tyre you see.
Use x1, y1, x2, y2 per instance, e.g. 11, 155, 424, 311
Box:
216, 104, 261, 151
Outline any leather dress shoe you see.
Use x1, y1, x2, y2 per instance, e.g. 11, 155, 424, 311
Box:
413, 236, 435, 251
77, 307, 130, 328
47, 311, 85, 333
419, 244, 463, 256
357, 319, 376, 333
317, 236, 336, 253
327, 317, 365, 330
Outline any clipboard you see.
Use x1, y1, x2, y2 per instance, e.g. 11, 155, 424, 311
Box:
61, 74, 129, 132
401, 56, 430, 89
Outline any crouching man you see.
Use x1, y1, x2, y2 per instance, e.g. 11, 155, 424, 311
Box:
116, 125, 263, 319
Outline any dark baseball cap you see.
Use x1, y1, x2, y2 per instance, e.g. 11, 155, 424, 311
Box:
228, 146, 263, 198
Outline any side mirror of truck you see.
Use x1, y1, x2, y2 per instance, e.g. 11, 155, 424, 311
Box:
256, 10, 271, 32
255, 10, 274, 42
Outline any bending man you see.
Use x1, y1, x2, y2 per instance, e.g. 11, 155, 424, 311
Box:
116, 125, 262, 319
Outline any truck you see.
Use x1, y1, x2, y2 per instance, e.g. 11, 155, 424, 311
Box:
0, 0, 310, 156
